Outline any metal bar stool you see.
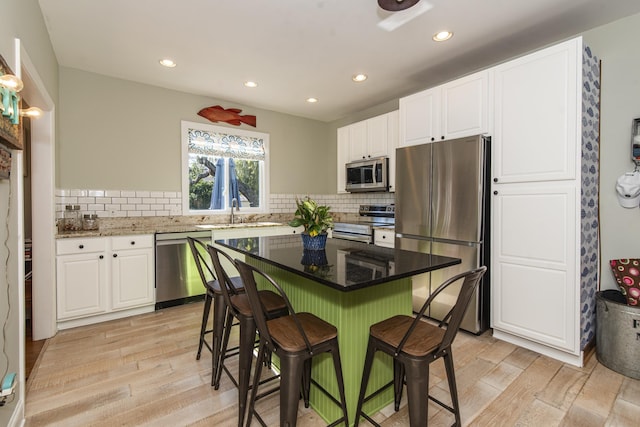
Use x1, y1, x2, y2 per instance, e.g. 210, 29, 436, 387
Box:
187, 237, 243, 385
354, 266, 487, 427
208, 245, 288, 427
235, 259, 349, 427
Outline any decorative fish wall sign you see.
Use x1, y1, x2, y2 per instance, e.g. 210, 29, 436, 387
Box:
197, 105, 257, 127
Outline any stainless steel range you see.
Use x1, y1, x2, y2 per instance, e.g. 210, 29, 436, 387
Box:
332, 205, 395, 243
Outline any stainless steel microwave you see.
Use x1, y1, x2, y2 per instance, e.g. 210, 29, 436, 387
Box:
345, 157, 389, 192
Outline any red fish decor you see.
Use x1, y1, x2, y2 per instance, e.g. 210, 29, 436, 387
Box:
197, 105, 257, 127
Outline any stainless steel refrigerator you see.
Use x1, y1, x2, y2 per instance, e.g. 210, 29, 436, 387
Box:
395, 134, 490, 334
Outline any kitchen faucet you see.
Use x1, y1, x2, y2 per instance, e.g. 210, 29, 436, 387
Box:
230, 198, 239, 224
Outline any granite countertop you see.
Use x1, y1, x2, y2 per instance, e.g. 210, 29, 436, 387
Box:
55, 215, 291, 239
216, 234, 460, 291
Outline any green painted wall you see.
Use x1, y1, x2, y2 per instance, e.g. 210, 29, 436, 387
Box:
58, 67, 332, 194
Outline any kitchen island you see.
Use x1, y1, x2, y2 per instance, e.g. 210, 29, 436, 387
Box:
216, 234, 460, 425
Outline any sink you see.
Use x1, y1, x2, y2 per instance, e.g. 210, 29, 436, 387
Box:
195, 221, 283, 230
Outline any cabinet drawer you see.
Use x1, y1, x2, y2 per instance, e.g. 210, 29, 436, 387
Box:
57, 237, 106, 255
111, 235, 153, 251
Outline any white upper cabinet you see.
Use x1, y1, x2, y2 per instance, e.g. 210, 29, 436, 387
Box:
493, 39, 579, 184
347, 113, 393, 161
348, 120, 369, 160
337, 126, 350, 194
399, 70, 490, 147
399, 87, 440, 146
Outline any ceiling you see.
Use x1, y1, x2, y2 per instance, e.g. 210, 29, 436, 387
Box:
38, 0, 640, 122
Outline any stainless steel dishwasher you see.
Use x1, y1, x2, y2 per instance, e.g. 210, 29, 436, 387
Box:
154, 230, 212, 309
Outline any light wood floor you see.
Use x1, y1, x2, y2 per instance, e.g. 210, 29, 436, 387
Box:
24, 302, 640, 426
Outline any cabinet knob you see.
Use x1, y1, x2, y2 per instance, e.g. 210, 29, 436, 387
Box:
78, 244, 84, 249
99, 255, 104, 259
493, 191, 498, 195
430, 137, 435, 142
493, 178, 498, 183
113, 253, 118, 258
441, 136, 445, 140
130, 241, 136, 245
382, 235, 386, 239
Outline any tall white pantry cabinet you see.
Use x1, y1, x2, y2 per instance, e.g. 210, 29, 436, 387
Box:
491, 37, 600, 366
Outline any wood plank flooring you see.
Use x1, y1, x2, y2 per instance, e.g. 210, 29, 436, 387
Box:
24, 302, 640, 426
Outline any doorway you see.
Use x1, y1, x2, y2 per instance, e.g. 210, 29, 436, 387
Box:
21, 114, 45, 380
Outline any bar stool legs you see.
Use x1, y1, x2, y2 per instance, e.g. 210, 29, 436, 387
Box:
196, 290, 213, 360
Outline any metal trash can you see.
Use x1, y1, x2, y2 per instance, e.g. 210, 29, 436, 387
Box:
596, 291, 640, 379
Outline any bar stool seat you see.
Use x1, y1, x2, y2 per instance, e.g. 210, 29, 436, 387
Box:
370, 315, 445, 356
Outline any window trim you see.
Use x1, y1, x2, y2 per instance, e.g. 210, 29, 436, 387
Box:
181, 120, 270, 216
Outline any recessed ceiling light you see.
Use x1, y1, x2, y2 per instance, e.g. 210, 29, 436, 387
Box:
159, 59, 177, 68
306, 98, 318, 103
352, 74, 368, 83
244, 81, 258, 88
433, 31, 453, 42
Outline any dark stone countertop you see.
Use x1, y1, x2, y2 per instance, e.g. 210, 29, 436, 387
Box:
216, 234, 461, 292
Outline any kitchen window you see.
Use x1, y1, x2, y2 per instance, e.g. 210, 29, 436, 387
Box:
181, 121, 269, 215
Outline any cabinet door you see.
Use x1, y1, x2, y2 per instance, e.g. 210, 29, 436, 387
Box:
57, 252, 108, 319
493, 38, 580, 183
366, 113, 389, 158
387, 111, 399, 192
348, 120, 368, 161
491, 182, 578, 353
399, 87, 440, 147
337, 126, 349, 194
441, 70, 490, 139
111, 247, 154, 310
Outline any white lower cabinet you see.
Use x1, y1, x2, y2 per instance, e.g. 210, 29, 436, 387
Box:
111, 235, 155, 310
491, 183, 578, 354
56, 238, 108, 320
374, 228, 395, 248
56, 234, 155, 329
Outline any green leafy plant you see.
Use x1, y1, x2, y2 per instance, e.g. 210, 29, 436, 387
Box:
288, 196, 334, 236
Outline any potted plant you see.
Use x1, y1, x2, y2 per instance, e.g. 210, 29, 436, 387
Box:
288, 196, 334, 250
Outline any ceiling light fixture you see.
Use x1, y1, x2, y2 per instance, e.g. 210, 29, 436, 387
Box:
352, 74, 368, 83
244, 81, 258, 88
306, 98, 318, 103
0, 74, 24, 92
0, 73, 24, 124
20, 107, 43, 118
378, 0, 420, 12
433, 31, 453, 42
159, 59, 177, 68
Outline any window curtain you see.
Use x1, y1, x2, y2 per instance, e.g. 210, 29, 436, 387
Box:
188, 129, 265, 160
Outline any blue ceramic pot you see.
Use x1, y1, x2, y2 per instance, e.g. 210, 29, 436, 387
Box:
301, 232, 328, 250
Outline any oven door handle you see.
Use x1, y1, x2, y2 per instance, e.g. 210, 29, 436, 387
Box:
331, 231, 372, 243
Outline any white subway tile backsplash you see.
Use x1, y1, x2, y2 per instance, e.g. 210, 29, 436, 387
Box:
56, 188, 393, 219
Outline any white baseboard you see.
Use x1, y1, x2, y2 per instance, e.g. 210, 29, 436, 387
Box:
493, 329, 584, 367
56, 305, 155, 330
